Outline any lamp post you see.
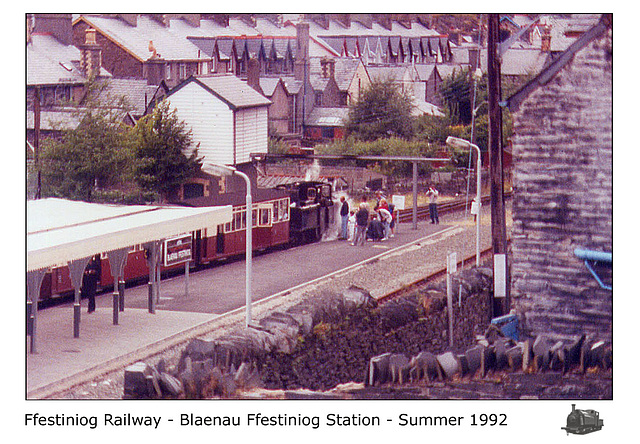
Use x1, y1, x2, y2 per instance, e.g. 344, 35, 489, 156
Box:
446, 136, 481, 267
202, 162, 253, 327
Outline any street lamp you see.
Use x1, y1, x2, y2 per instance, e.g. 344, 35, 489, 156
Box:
446, 136, 482, 267
202, 162, 253, 327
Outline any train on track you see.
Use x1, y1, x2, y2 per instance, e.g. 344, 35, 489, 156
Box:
36, 180, 334, 303
561, 404, 604, 435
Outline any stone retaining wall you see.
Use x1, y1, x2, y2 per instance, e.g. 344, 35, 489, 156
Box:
123, 268, 611, 400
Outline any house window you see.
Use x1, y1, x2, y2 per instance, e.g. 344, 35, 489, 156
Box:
315, 92, 323, 106
321, 127, 335, 139
179, 63, 187, 79
183, 183, 204, 199
165, 64, 172, 80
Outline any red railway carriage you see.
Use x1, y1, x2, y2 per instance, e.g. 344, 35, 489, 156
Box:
182, 188, 291, 266
35, 188, 295, 301
34, 181, 333, 302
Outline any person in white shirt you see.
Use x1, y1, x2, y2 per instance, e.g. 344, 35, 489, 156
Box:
378, 207, 392, 240
427, 186, 439, 224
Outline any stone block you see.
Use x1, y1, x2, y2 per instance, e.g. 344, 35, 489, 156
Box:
480, 345, 496, 377
409, 351, 439, 382
506, 344, 524, 371
436, 351, 460, 379
366, 353, 391, 386
465, 345, 483, 376
123, 362, 153, 399
388, 354, 410, 384
159, 372, 183, 397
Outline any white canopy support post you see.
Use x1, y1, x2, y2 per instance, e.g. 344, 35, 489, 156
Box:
26, 268, 47, 354
107, 248, 129, 325
68, 256, 92, 338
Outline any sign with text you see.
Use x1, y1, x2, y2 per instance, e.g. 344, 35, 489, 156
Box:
163, 234, 192, 267
392, 195, 406, 210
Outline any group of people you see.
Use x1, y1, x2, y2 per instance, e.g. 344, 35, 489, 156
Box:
339, 185, 440, 246
338, 191, 397, 246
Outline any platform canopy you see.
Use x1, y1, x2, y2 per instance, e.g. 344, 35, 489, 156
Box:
27, 198, 232, 272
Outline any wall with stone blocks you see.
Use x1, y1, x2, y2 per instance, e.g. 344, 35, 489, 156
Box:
510, 28, 612, 341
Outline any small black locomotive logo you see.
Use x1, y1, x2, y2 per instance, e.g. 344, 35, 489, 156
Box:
562, 404, 604, 435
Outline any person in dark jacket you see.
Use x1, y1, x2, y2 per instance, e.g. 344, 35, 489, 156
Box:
339, 196, 349, 240
352, 201, 370, 246
81, 255, 101, 313
367, 214, 385, 241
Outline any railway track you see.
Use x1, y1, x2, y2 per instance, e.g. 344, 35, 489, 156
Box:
396, 191, 511, 223
377, 245, 496, 304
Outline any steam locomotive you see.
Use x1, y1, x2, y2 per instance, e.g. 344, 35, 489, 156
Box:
35, 180, 334, 302
561, 404, 604, 435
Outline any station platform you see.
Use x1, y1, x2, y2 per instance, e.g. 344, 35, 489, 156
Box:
26, 209, 500, 399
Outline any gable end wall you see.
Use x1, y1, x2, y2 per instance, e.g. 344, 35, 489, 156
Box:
510, 29, 612, 342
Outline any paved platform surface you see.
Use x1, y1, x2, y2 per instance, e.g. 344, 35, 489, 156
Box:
26, 209, 499, 398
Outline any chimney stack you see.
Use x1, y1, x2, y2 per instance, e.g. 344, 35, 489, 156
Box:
320, 58, 335, 79
294, 22, 310, 81
33, 14, 73, 46
247, 58, 263, 95
27, 15, 33, 44
540, 26, 552, 52
79, 28, 102, 78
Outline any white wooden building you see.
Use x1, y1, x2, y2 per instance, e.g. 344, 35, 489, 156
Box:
165, 74, 272, 166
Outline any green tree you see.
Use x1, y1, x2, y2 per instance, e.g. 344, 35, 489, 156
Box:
40, 101, 135, 201
439, 68, 486, 126
346, 79, 416, 141
132, 100, 202, 201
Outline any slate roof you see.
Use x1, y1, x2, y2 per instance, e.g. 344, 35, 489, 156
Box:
76, 15, 208, 61
170, 74, 272, 109
26, 108, 82, 131
301, 19, 441, 38
505, 15, 610, 112
89, 78, 159, 117
537, 14, 602, 52
280, 77, 303, 95
27, 34, 110, 86
501, 49, 551, 77
259, 77, 283, 97
333, 58, 366, 90
414, 64, 438, 81
366, 65, 413, 83
306, 107, 349, 126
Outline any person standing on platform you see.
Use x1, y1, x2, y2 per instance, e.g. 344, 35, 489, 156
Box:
352, 201, 370, 246
82, 255, 101, 313
374, 190, 385, 211
339, 196, 349, 240
378, 205, 392, 240
388, 201, 396, 237
347, 210, 356, 242
427, 186, 440, 224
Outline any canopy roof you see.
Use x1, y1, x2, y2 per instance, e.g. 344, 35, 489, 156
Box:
27, 198, 232, 271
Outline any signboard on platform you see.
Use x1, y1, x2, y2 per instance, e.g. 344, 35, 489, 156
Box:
392, 195, 406, 210
163, 234, 192, 267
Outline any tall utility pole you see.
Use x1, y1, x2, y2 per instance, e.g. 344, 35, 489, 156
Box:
487, 14, 509, 315
34, 86, 42, 199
